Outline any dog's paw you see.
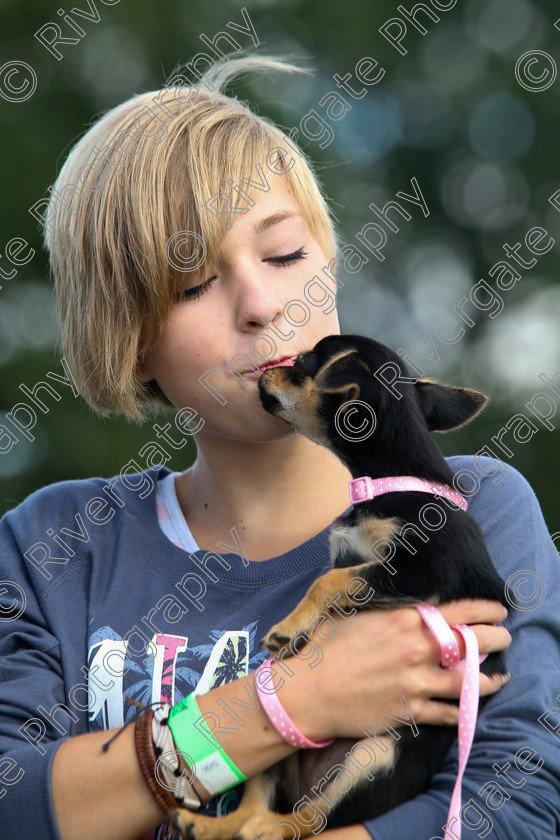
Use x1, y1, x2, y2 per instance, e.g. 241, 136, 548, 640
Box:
168, 807, 195, 839
169, 809, 244, 840
262, 626, 311, 656
261, 629, 291, 653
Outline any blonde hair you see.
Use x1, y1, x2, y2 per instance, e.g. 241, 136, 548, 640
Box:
45, 56, 338, 421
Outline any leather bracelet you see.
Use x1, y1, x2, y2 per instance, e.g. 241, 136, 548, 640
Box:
152, 705, 201, 810
134, 709, 201, 814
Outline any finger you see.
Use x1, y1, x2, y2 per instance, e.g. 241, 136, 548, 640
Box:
426, 668, 470, 699
416, 700, 460, 727
445, 624, 512, 658
438, 599, 508, 627
417, 671, 509, 725
466, 624, 512, 655
480, 671, 510, 696
425, 665, 510, 700
418, 619, 511, 664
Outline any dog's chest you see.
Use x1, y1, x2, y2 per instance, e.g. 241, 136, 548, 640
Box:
329, 510, 398, 565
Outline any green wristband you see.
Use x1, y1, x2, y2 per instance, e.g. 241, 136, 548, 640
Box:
168, 693, 246, 795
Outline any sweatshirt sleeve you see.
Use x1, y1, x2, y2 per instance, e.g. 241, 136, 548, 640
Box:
0, 513, 68, 840
363, 461, 560, 840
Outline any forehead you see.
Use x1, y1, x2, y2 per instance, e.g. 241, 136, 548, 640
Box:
215, 176, 308, 255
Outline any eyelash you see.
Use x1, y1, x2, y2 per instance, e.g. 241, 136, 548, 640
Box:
268, 247, 309, 267
174, 247, 309, 302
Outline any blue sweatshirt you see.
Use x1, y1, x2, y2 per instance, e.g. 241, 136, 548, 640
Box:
0, 456, 559, 839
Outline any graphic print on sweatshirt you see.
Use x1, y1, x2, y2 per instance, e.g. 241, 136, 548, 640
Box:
87, 621, 268, 824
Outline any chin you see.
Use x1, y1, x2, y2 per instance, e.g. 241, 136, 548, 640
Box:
263, 413, 296, 438
258, 414, 298, 444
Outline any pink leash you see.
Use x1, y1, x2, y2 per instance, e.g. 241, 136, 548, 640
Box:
416, 604, 482, 840
347, 477, 481, 839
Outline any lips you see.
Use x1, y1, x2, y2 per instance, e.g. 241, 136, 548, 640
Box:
246, 355, 299, 375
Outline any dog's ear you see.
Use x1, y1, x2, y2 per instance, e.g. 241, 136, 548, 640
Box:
323, 383, 361, 403
415, 380, 487, 431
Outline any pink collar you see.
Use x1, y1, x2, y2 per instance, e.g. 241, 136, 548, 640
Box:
348, 475, 468, 511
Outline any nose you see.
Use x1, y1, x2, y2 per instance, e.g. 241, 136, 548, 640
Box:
235, 270, 284, 333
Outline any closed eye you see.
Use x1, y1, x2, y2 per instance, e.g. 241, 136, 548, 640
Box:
265, 247, 308, 266
174, 277, 216, 302
174, 247, 309, 303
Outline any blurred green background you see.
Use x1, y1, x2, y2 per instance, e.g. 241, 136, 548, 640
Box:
0, 0, 559, 536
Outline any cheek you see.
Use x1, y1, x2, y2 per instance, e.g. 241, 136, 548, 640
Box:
306, 294, 340, 338
156, 312, 222, 375
304, 255, 340, 333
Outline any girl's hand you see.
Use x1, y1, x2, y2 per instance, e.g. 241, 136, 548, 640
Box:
280, 599, 511, 742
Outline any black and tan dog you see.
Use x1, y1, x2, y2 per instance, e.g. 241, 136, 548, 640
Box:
170, 334, 508, 840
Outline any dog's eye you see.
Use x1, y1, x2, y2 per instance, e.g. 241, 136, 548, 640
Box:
288, 365, 308, 386
297, 352, 316, 375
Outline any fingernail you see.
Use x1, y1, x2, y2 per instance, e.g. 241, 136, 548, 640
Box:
501, 606, 509, 619
502, 671, 511, 683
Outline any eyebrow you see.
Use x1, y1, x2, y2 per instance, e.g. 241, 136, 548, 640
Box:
252, 211, 301, 236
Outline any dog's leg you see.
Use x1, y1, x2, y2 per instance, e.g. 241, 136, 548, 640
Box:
263, 517, 401, 653
261, 563, 404, 656
264, 565, 364, 652
168, 774, 275, 840
237, 801, 324, 839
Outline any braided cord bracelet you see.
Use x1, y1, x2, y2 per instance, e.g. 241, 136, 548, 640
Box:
133, 705, 201, 813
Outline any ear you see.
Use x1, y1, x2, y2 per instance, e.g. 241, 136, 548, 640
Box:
415, 380, 487, 431
323, 383, 361, 403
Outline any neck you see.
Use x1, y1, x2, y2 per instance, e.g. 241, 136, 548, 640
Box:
175, 431, 352, 556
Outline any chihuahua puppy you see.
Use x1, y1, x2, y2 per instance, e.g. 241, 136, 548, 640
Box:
170, 334, 507, 840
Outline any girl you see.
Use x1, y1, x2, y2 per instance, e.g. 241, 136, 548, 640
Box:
1, 56, 558, 840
